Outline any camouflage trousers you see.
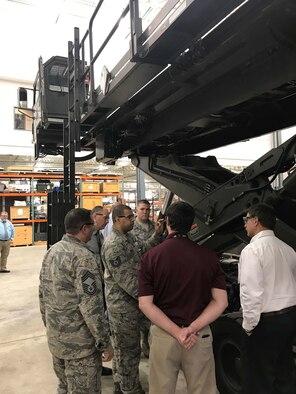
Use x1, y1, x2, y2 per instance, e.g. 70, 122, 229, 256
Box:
139, 313, 151, 358
52, 351, 102, 394
109, 309, 142, 394
139, 312, 151, 332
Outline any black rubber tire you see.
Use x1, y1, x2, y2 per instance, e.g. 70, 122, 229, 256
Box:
211, 313, 243, 394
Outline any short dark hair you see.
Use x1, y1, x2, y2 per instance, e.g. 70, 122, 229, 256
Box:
166, 202, 195, 234
90, 205, 103, 215
112, 204, 132, 223
64, 208, 92, 234
248, 203, 276, 230
137, 199, 150, 207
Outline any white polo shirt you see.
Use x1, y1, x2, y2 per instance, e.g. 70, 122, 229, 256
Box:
239, 230, 296, 331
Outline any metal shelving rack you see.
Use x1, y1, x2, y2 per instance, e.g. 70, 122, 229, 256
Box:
0, 172, 123, 245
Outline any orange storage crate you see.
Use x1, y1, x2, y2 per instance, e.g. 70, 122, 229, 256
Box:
11, 225, 33, 246
81, 182, 100, 192
10, 206, 30, 220
100, 182, 120, 193
82, 196, 103, 210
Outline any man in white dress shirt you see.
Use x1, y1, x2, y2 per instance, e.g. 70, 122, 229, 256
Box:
239, 203, 296, 394
101, 201, 120, 239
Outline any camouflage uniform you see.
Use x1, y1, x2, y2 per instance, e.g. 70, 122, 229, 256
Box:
87, 230, 105, 277
131, 219, 155, 242
131, 220, 156, 356
101, 228, 159, 394
39, 234, 111, 394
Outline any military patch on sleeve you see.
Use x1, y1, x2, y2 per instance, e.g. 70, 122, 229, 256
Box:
110, 256, 122, 268
82, 271, 97, 295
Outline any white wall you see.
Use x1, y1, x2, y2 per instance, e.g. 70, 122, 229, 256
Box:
201, 127, 296, 169
281, 127, 296, 143
0, 79, 34, 155
0, 0, 92, 82
0, 0, 160, 82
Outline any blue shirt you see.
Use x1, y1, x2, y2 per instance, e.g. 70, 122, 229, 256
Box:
0, 220, 14, 241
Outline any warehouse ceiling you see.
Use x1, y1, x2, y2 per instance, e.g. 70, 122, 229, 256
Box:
0, 0, 167, 81
0, 0, 166, 175
0, 154, 137, 178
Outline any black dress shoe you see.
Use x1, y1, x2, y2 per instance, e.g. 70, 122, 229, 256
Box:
0, 269, 10, 273
102, 366, 112, 376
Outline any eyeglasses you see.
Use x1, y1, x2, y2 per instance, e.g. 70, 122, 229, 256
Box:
243, 215, 255, 224
80, 222, 94, 230
118, 214, 135, 220
96, 213, 109, 219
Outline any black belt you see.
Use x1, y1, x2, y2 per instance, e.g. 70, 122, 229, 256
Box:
0, 239, 8, 241
261, 305, 296, 317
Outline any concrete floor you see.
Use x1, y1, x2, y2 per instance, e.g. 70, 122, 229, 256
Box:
0, 245, 189, 394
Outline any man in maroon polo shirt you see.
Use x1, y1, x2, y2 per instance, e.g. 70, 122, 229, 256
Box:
138, 201, 228, 394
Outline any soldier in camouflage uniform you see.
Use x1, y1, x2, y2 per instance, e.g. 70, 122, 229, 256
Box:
87, 205, 113, 376
131, 199, 156, 358
87, 206, 109, 253
39, 208, 113, 394
101, 204, 164, 394
131, 200, 155, 241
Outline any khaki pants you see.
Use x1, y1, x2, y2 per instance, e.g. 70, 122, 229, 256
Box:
149, 325, 217, 394
0, 240, 10, 270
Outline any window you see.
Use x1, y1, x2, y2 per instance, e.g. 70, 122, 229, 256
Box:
48, 64, 68, 92
14, 107, 33, 131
